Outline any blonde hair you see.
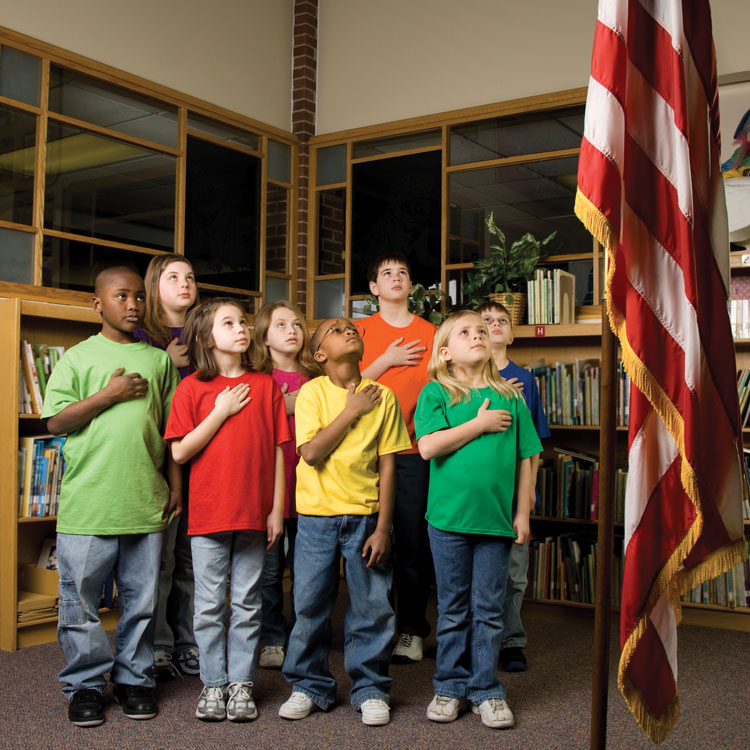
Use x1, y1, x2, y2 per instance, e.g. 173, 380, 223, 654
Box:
141, 253, 199, 348
251, 301, 319, 377
184, 298, 252, 381
428, 310, 520, 405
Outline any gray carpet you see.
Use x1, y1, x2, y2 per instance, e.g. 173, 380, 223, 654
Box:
0, 597, 747, 750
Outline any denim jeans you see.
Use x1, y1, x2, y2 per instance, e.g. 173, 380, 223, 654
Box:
261, 518, 297, 647
154, 505, 196, 655
427, 524, 512, 703
502, 541, 529, 649
282, 514, 395, 710
191, 531, 266, 686
393, 453, 432, 638
56, 532, 161, 697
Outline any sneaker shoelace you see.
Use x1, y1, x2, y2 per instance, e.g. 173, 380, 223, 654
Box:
229, 683, 253, 705
201, 687, 226, 707
154, 650, 182, 679
399, 634, 414, 647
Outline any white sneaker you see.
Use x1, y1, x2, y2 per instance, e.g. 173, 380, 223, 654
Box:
360, 698, 390, 726
426, 694, 469, 723
392, 633, 423, 663
195, 685, 227, 721
259, 645, 285, 669
471, 698, 514, 728
279, 691, 318, 720
153, 649, 181, 680
226, 682, 257, 722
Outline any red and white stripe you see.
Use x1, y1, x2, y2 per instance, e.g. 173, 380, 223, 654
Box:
575, 0, 745, 742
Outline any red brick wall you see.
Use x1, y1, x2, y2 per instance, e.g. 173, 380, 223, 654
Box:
266, 185, 288, 274
318, 189, 346, 275
293, 0, 318, 312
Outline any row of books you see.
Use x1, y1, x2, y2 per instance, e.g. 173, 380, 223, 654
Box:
681, 553, 749, 609
736, 369, 750, 429
20, 341, 65, 414
18, 436, 66, 517
527, 533, 624, 607
531, 359, 630, 427
526, 268, 576, 325
533, 448, 628, 522
728, 298, 750, 340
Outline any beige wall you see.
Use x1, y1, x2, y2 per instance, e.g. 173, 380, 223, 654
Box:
1, 0, 294, 131
317, 0, 749, 135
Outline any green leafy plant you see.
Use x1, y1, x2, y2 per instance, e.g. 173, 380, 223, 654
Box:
461, 212, 557, 309
362, 283, 446, 325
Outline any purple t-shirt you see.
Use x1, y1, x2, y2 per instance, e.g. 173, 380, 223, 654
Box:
134, 326, 193, 379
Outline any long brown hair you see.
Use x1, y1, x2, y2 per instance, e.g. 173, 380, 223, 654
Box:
251, 300, 319, 377
140, 253, 199, 348
428, 310, 519, 405
184, 298, 252, 381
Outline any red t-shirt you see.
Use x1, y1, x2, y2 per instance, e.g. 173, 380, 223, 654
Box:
359, 312, 436, 453
165, 370, 291, 535
271, 368, 309, 518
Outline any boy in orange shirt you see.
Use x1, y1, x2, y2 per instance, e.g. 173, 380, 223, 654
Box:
359, 254, 436, 662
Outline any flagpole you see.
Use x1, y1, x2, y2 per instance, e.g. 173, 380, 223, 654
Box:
590, 302, 617, 750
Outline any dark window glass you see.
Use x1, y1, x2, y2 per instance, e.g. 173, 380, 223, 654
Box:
44, 121, 176, 250
0, 46, 41, 107
351, 151, 441, 295
317, 144, 346, 185
184, 135, 261, 291
0, 227, 34, 283
266, 184, 288, 273
268, 139, 291, 182
49, 65, 178, 148
42, 236, 151, 291
449, 107, 585, 165
0, 104, 36, 225
187, 113, 259, 151
353, 130, 441, 158
317, 188, 346, 275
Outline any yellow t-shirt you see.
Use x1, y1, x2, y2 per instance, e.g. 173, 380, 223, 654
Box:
295, 376, 411, 516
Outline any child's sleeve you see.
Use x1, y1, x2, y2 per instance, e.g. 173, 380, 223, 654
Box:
376, 389, 412, 455
164, 380, 195, 441
414, 382, 448, 440
294, 382, 322, 449
271, 379, 292, 446
40, 353, 79, 420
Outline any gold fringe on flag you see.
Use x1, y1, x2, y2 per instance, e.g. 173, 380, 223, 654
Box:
574, 187, 747, 744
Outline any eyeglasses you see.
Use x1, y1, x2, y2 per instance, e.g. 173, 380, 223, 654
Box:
482, 316, 511, 326
314, 322, 365, 352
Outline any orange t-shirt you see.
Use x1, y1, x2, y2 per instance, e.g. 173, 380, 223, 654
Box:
359, 312, 436, 453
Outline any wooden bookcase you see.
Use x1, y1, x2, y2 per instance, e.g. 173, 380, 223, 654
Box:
0, 295, 119, 651
511, 314, 750, 631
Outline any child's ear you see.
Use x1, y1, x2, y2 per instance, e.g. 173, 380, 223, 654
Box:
91, 295, 102, 313
439, 346, 451, 362
508, 329, 515, 346
313, 348, 327, 364
368, 279, 379, 297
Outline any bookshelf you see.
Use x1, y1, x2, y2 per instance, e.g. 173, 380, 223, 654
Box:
512, 314, 750, 631
0, 295, 119, 651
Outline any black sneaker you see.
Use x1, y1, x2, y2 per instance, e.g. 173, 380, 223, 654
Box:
112, 683, 158, 720
499, 647, 528, 672
68, 688, 105, 727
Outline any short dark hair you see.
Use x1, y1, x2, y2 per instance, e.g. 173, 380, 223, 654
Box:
93, 266, 142, 295
367, 253, 411, 284
184, 298, 252, 380
477, 300, 513, 327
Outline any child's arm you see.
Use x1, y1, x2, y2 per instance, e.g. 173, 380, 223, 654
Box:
514, 457, 532, 545
164, 450, 183, 519
266, 445, 285, 550
46, 367, 148, 435
417, 397, 512, 460
170, 383, 251, 464
299, 383, 382, 466
279, 383, 298, 416
362, 452, 395, 568
361, 337, 427, 380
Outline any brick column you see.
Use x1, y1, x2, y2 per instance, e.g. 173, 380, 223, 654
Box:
293, 0, 318, 312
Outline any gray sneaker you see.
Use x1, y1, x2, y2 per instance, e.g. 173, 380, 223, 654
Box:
153, 649, 181, 681
471, 698, 514, 728
226, 682, 257, 722
195, 685, 227, 721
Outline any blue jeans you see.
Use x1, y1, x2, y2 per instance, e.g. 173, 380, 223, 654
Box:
393, 453, 432, 638
282, 514, 395, 710
502, 541, 528, 649
260, 518, 297, 647
56, 532, 161, 697
191, 531, 266, 686
154, 505, 196, 655
427, 524, 512, 703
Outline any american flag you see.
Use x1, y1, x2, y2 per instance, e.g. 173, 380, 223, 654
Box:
574, 0, 746, 743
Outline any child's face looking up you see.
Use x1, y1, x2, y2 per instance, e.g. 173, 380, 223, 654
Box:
481, 307, 514, 347
93, 270, 146, 344
265, 307, 304, 357
159, 261, 196, 315
210, 304, 250, 355
369, 262, 412, 302
313, 318, 364, 364
440, 314, 490, 368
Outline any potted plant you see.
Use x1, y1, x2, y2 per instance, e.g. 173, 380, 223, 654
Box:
362, 283, 446, 325
461, 212, 556, 323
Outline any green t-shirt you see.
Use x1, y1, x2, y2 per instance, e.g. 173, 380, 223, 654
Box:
41, 333, 180, 535
415, 381, 542, 537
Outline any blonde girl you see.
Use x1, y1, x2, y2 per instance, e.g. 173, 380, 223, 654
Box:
165, 298, 290, 722
414, 310, 542, 729
251, 301, 318, 669
135, 253, 200, 678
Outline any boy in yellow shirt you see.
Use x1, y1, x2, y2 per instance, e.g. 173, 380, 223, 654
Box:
279, 318, 410, 727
